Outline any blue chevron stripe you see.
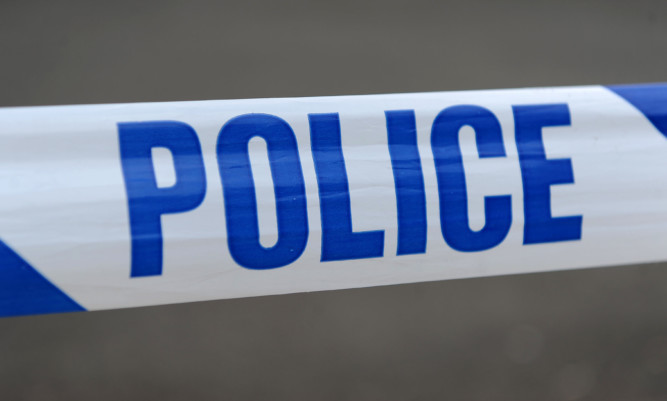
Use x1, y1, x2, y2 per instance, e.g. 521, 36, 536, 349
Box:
607, 83, 667, 139
0, 239, 85, 317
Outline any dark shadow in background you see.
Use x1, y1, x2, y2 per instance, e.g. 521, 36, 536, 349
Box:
1, 0, 666, 400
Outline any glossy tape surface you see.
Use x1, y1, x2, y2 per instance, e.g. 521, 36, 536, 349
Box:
0, 84, 665, 317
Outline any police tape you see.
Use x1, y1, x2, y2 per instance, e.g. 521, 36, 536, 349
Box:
1, 83, 666, 318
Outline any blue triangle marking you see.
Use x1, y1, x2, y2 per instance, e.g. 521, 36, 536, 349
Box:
0, 239, 85, 318
607, 83, 667, 139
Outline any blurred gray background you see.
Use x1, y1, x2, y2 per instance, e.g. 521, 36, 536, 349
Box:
1, 0, 667, 400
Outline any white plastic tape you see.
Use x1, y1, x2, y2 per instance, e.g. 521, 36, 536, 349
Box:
1, 84, 666, 317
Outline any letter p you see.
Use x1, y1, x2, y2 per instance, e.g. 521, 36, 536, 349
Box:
118, 121, 207, 277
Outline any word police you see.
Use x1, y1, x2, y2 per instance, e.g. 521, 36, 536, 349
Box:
119, 104, 582, 277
